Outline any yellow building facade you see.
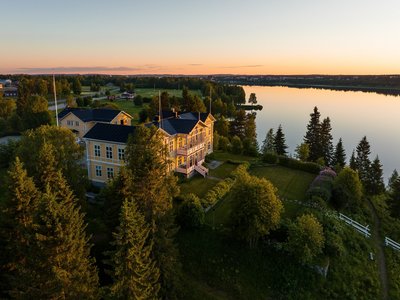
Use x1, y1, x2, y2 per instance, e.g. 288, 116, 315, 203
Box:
58, 108, 132, 139
83, 112, 215, 184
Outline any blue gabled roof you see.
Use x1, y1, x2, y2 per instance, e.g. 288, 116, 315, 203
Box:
83, 110, 211, 143
152, 118, 199, 135
58, 108, 121, 122
83, 123, 136, 143
179, 112, 210, 122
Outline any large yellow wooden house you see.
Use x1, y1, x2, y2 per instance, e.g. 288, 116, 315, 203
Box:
58, 108, 132, 139
62, 109, 216, 184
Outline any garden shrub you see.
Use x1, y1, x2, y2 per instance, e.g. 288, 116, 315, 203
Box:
176, 193, 205, 229
202, 177, 234, 208
231, 162, 250, 178
306, 168, 336, 202
218, 136, 230, 152
0, 139, 19, 168
277, 155, 321, 174
230, 136, 243, 154
262, 152, 278, 164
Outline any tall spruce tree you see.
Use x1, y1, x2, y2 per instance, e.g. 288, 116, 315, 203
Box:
274, 124, 288, 156
126, 125, 179, 217
1, 158, 40, 296
230, 110, 247, 140
2, 157, 99, 298
244, 112, 257, 142
243, 112, 258, 156
333, 138, 346, 168
320, 117, 334, 165
388, 169, 399, 192
349, 150, 357, 170
355, 136, 372, 189
107, 198, 160, 299
261, 128, 275, 154
103, 168, 135, 231
32, 187, 99, 299
304, 106, 322, 161
125, 125, 181, 298
369, 156, 385, 195
389, 178, 400, 217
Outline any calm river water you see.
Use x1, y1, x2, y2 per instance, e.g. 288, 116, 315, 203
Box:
242, 85, 400, 182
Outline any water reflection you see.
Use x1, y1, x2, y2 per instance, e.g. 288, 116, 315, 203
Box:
242, 85, 400, 182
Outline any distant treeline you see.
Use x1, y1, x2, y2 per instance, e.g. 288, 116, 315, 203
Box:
1, 74, 247, 103
213, 75, 400, 96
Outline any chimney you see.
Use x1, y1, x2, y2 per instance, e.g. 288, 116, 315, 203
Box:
172, 107, 178, 118
198, 111, 200, 120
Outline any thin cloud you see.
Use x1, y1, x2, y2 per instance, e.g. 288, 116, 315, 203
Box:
221, 65, 264, 69
188, 64, 203, 66
16, 66, 163, 74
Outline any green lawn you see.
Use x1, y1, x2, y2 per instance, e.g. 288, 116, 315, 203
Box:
204, 165, 316, 226
109, 101, 147, 123
135, 88, 202, 98
179, 176, 220, 198
250, 165, 316, 201
208, 162, 238, 179
210, 151, 258, 163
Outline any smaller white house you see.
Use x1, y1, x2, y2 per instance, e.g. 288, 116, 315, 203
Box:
120, 92, 134, 99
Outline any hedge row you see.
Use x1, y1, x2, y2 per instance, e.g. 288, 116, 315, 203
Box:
201, 162, 250, 208
262, 152, 321, 174
277, 155, 321, 174
202, 177, 234, 208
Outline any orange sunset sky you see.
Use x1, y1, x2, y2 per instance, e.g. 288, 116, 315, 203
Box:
1, 0, 399, 75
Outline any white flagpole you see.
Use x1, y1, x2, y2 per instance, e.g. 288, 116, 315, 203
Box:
159, 90, 162, 129
209, 88, 212, 114
53, 73, 59, 127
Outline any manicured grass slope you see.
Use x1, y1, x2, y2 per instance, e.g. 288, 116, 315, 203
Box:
208, 162, 238, 179
181, 163, 380, 299
250, 165, 316, 201
205, 165, 316, 226
179, 176, 220, 198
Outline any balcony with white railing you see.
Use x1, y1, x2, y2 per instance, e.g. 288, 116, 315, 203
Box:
177, 141, 205, 156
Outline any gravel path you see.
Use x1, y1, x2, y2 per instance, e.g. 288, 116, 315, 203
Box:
0, 135, 21, 145
367, 199, 389, 300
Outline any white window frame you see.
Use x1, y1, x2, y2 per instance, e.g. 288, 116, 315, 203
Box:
118, 148, 125, 161
106, 146, 113, 159
107, 167, 114, 179
94, 144, 101, 157
95, 165, 102, 177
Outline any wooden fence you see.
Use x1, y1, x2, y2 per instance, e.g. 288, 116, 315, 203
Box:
385, 237, 400, 251
338, 213, 371, 238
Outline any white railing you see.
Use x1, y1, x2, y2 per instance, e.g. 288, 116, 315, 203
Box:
338, 213, 371, 238
194, 163, 208, 177
385, 237, 400, 251
177, 142, 205, 156
176, 165, 195, 175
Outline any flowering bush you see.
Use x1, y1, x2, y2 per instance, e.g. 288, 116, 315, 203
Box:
307, 168, 337, 202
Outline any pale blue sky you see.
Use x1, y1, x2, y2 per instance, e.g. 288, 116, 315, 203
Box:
1, 0, 399, 74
